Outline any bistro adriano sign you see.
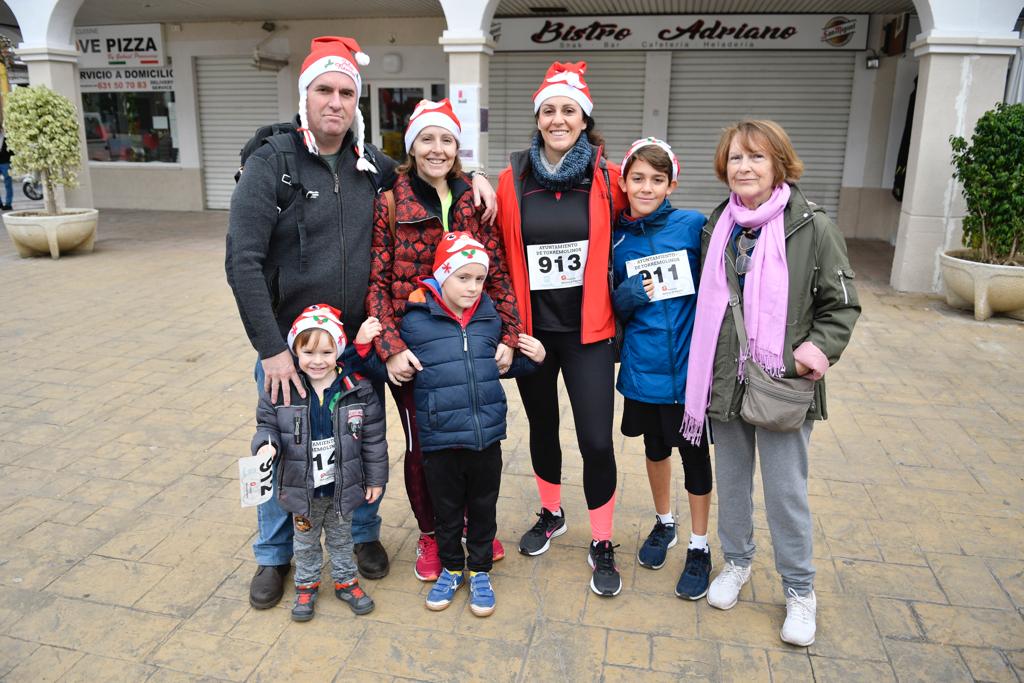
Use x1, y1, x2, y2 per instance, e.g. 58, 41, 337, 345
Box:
492, 14, 868, 51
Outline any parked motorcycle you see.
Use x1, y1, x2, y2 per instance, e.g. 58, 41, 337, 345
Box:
22, 172, 42, 201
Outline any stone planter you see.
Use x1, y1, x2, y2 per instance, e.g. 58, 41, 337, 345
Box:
939, 249, 1024, 321
2, 208, 99, 259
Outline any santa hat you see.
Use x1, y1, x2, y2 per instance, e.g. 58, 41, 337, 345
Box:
432, 231, 489, 286
622, 137, 680, 181
533, 61, 593, 116
287, 304, 347, 359
297, 36, 376, 172
404, 98, 461, 152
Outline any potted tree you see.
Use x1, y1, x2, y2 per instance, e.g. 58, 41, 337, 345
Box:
2, 85, 98, 258
941, 101, 1024, 321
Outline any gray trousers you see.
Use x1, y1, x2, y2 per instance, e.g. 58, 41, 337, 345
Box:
293, 495, 356, 586
711, 418, 815, 595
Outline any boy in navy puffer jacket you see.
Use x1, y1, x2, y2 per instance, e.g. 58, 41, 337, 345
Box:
612, 138, 713, 601
399, 232, 545, 617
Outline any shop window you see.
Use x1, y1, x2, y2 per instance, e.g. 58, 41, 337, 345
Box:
81, 91, 178, 163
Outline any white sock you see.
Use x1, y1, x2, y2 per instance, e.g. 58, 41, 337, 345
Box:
689, 533, 708, 551
656, 512, 675, 526
549, 507, 562, 517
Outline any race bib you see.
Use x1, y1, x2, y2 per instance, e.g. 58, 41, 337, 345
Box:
311, 437, 336, 487
625, 250, 695, 301
239, 448, 275, 508
527, 240, 588, 290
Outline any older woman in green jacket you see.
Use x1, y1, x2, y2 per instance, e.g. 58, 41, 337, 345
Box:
682, 119, 859, 648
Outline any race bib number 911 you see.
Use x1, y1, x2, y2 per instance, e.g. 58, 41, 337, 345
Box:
624, 250, 695, 301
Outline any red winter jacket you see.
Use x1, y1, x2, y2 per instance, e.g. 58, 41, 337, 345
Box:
366, 172, 521, 360
495, 145, 626, 345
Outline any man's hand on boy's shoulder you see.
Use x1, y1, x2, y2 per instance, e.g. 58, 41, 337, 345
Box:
262, 351, 306, 406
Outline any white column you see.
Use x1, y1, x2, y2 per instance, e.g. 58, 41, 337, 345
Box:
7, 0, 93, 209
890, 0, 1020, 292
438, 0, 500, 171
641, 52, 671, 141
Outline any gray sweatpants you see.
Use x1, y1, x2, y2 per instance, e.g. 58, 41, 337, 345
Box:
711, 418, 815, 595
292, 495, 356, 586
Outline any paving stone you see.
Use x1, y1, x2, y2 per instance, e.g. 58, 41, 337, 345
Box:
59, 654, 156, 682
582, 588, 697, 638
835, 558, 946, 602
956, 647, 1019, 683
927, 553, 1014, 609
867, 597, 924, 639
718, 644, 771, 682
3, 644, 83, 681
810, 657, 896, 682
520, 619, 604, 682
913, 603, 1024, 649
47, 555, 170, 606
134, 553, 242, 616
149, 629, 267, 681
808, 594, 888, 662
181, 596, 250, 636
604, 630, 649, 668
766, 650, 815, 682
884, 639, 973, 682
0, 635, 38, 677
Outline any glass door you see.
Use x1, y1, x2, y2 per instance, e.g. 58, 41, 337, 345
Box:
367, 82, 447, 161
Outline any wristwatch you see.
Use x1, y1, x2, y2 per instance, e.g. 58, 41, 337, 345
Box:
470, 168, 488, 178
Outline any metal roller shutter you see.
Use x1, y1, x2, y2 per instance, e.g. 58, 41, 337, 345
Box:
488, 52, 646, 173
667, 52, 854, 218
196, 57, 280, 209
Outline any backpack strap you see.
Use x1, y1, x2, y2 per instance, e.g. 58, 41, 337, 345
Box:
266, 133, 309, 272
383, 189, 396, 239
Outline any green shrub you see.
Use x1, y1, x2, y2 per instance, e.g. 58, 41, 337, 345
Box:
950, 101, 1024, 265
2, 85, 82, 215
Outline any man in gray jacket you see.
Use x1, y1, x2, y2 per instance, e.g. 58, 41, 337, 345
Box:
226, 35, 496, 609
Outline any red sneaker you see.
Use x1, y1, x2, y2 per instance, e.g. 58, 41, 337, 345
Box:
493, 537, 505, 562
414, 534, 441, 581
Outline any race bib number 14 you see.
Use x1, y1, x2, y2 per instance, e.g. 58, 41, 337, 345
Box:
527, 240, 588, 290
311, 437, 336, 487
624, 250, 695, 301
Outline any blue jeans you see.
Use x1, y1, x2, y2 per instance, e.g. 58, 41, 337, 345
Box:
252, 357, 384, 565
0, 164, 12, 206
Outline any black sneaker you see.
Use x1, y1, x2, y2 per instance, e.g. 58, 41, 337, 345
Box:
518, 507, 567, 556
587, 541, 622, 597
291, 582, 319, 622
636, 519, 678, 569
335, 579, 375, 615
675, 547, 713, 600
354, 541, 390, 579
249, 563, 290, 609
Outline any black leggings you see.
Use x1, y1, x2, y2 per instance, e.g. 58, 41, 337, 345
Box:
515, 330, 617, 510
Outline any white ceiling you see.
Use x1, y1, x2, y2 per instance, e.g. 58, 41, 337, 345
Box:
0, 0, 918, 30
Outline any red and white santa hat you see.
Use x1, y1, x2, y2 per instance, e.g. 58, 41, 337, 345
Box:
404, 98, 462, 152
432, 231, 490, 286
287, 304, 347, 359
533, 61, 593, 116
297, 36, 376, 172
622, 137, 680, 181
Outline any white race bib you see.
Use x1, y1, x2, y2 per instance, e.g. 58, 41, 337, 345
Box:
239, 449, 275, 508
527, 240, 588, 290
311, 437, 336, 487
625, 249, 695, 301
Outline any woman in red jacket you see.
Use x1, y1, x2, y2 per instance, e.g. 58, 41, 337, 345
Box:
366, 99, 521, 583
495, 61, 627, 596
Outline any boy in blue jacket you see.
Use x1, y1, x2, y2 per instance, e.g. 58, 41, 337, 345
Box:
399, 232, 545, 617
612, 138, 713, 600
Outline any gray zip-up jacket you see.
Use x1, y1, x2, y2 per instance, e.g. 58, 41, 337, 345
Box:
226, 127, 396, 359
252, 373, 388, 518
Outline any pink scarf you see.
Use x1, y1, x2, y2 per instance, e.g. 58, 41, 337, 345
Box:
682, 183, 791, 444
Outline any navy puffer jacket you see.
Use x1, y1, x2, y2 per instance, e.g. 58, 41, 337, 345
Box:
612, 200, 704, 404
401, 279, 538, 452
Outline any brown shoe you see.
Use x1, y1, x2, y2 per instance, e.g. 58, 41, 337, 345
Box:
354, 541, 390, 579
249, 564, 290, 609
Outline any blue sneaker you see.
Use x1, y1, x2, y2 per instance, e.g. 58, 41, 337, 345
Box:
426, 569, 464, 611
468, 571, 496, 617
675, 546, 713, 600
637, 519, 678, 569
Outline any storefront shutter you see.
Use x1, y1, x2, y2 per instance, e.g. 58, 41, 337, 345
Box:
667, 52, 855, 219
488, 52, 646, 174
196, 57, 280, 210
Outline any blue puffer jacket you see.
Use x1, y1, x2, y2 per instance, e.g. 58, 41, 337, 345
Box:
401, 278, 538, 452
612, 200, 704, 404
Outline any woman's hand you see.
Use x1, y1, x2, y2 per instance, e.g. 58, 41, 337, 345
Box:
365, 486, 383, 504
495, 343, 513, 374
472, 173, 498, 226
795, 360, 810, 376
517, 334, 546, 364
386, 349, 422, 384
355, 316, 382, 345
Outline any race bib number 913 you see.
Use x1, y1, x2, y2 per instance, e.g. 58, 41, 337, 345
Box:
527, 240, 588, 290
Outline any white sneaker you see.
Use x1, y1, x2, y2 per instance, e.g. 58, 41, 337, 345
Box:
780, 588, 817, 646
706, 561, 751, 610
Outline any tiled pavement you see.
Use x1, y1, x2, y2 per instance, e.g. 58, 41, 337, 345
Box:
0, 209, 1021, 682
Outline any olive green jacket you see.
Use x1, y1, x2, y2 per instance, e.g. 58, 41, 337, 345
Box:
701, 184, 861, 422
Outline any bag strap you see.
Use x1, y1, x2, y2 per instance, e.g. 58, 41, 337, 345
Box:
600, 159, 615, 285
383, 188, 396, 238
267, 133, 308, 272
725, 266, 750, 361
